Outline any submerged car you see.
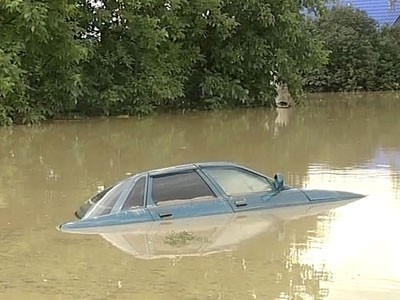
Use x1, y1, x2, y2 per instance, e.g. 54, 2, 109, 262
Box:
58, 162, 365, 233
93, 199, 359, 259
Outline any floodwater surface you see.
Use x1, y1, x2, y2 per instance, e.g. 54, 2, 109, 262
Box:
0, 92, 399, 300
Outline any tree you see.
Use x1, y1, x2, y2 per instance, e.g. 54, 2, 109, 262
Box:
0, 0, 88, 125
75, 0, 205, 116
78, 0, 328, 113
304, 6, 379, 92
376, 24, 400, 90
1, 0, 328, 125
184, 0, 328, 109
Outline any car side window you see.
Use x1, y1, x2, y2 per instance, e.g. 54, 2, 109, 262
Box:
151, 171, 216, 205
204, 167, 273, 196
122, 176, 146, 210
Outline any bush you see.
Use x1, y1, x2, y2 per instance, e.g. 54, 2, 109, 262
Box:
304, 6, 379, 92
0, 0, 89, 125
305, 5, 400, 93
0, 0, 327, 125
376, 25, 400, 90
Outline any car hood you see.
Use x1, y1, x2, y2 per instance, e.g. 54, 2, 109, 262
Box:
301, 189, 365, 202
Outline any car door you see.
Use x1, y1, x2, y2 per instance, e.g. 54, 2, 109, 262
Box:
200, 166, 277, 212
145, 169, 233, 221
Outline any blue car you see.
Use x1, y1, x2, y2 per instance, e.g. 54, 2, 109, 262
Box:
91, 200, 359, 259
58, 162, 365, 233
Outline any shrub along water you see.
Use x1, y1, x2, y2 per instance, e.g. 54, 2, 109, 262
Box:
304, 6, 400, 93
0, 0, 326, 125
2, 2, 399, 126
0, 0, 89, 125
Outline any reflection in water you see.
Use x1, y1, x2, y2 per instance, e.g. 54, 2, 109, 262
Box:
274, 108, 291, 136
264, 107, 291, 135
372, 148, 400, 170
302, 164, 400, 299
94, 200, 357, 260
371, 148, 400, 195
0, 92, 400, 299
0, 193, 6, 208
94, 200, 358, 299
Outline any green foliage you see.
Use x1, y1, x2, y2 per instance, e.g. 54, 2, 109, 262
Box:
164, 231, 196, 247
186, 0, 327, 108
76, 0, 203, 116
164, 231, 208, 247
1, 0, 328, 125
376, 25, 400, 90
0, 0, 88, 125
305, 5, 400, 93
305, 6, 379, 92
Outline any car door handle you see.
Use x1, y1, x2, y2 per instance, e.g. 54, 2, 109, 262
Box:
158, 212, 173, 218
234, 200, 247, 207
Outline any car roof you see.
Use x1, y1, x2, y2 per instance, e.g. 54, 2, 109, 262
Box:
146, 161, 240, 176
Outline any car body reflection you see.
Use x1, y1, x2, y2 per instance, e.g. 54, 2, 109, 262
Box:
94, 199, 357, 259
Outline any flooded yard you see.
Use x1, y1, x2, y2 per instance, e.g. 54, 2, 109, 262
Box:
0, 92, 399, 299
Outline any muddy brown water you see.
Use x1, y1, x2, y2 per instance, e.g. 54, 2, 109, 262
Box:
0, 92, 399, 300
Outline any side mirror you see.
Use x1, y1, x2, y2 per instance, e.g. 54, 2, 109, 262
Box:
274, 173, 284, 191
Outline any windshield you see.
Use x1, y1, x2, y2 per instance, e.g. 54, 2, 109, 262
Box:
75, 185, 113, 219
84, 180, 132, 218
204, 167, 272, 196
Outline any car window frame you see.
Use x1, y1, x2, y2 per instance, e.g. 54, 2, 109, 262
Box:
146, 169, 218, 207
200, 166, 275, 197
118, 175, 148, 211
84, 177, 135, 219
